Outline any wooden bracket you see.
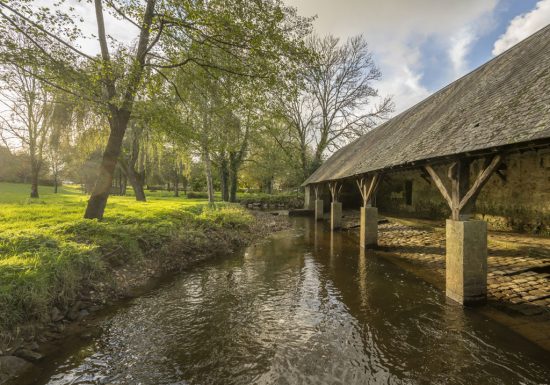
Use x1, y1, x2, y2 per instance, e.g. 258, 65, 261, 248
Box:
424, 155, 501, 220
328, 181, 343, 202
314, 184, 320, 200
356, 173, 380, 207
458, 155, 501, 212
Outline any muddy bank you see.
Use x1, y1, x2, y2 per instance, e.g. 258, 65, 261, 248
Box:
0, 211, 290, 385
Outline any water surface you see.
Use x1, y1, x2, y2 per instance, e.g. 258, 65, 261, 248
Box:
31, 218, 550, 384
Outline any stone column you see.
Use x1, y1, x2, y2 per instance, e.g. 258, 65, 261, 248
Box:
330, 201, 342, 230
304, 185, 314, 210
315, 199, 324, 221
446, 219, 487, 305
360, 206, 378, 248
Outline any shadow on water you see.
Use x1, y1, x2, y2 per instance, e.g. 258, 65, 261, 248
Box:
25, 218, 550, 385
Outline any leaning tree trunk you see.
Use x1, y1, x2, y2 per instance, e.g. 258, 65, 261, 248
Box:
84, 111, 129, 220
119, 158, 146, 201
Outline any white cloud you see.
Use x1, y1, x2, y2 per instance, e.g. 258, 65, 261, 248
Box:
493, 0, 550, 55
284, 0, 499, 113
448, 27, 476, 78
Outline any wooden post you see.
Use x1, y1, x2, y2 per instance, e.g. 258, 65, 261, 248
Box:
425, 155, 501, 305
328, 181, 342, 230
314, 184, 324, 221
356, 174, 380, 248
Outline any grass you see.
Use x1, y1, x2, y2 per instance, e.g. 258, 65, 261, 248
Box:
0, 182, 253, 331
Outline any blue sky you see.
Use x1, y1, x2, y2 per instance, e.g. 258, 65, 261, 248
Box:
285, 0, 550, 114
421, 0, 539, 90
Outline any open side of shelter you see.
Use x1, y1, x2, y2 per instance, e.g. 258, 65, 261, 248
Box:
301, 24, 550, 306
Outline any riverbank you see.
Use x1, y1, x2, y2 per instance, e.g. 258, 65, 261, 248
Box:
339, 212, 550, 351
0, 183, 290, 384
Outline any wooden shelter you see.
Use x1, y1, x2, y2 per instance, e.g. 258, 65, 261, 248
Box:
302, 25, 550, 305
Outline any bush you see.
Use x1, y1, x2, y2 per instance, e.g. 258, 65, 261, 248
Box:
237, 192, 304, 209
198, 204, 253, 228
186, 191, 209, 199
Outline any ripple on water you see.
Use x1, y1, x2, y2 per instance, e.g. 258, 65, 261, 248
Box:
36, 219, 550, 385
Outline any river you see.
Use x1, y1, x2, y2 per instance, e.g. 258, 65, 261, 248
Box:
27, 218, 550, 384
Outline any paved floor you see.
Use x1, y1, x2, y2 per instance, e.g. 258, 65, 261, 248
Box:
341, 212, 550, 317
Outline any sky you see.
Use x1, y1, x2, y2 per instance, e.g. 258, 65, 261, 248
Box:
283, 0, 550, 114
11, 0, 550, 117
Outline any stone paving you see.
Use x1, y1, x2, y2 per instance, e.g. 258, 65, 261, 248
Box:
342, 213, 550, 318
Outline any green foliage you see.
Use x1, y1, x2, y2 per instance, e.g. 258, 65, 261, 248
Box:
186, 191, 209, 199
198, 205, 253, 229
237, 192, 304, 208
0, 182, 253, 330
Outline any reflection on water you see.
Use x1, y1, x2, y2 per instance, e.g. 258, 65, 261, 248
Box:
31, 218, 550, 385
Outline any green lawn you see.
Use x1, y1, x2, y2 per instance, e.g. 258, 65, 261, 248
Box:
0, 182, 252, 331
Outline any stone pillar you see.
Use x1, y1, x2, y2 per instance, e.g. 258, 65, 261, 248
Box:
330, 201, 342, 230
445, 219, 487, 306
315, 199, 324, 221
304, 185, 314, 210
360, 206, 378, 248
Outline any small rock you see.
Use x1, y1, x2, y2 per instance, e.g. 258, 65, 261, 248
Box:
51, 307, 64, 322
25, 341, 39, 352
15, 348, 44, 362
77, 309, 90, 320
0, 356, 34, 383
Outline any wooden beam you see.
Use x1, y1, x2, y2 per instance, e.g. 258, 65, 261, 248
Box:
356, 177, 367, 206
458, 155, 501, 212
365, 174, 379, 205
314, 184, 320, 200
425, 165, 453, 209
328, 181, 341, 202
356, 174, 380, 207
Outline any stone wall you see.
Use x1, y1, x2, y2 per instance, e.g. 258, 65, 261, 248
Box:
376, 150, 550, 234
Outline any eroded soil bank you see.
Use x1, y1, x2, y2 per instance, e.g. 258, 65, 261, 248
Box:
0, 210, 289, 385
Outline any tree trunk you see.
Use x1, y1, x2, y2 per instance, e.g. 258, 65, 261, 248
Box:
84, 110, 129, 220
30, 164, 39, 198
228, 154, 238, 203
53, 172, 58, 194
220, 157, 229, 202
263, 177, 273, 194
203, 151, 215, 204
119, 158, 146, 201
174, 169, 179, 197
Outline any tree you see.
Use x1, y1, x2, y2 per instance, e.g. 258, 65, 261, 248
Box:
0, 0, 310, 218
277, 35, 394, 178
0, 64, 53, 198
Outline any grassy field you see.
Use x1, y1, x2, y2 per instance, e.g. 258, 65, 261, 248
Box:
0, 182, 253, 331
